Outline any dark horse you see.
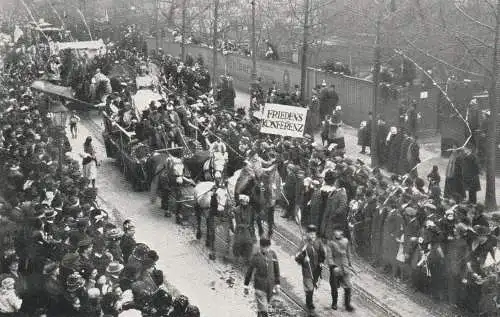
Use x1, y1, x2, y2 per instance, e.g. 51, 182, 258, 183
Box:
149, 152, 191, 223
234, 164, 281, 239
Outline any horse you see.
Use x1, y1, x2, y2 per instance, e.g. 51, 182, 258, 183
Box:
233, 164, 281, 239
184, 151, 227, 182
149, 152, 190, 222
194, 181, 233, 260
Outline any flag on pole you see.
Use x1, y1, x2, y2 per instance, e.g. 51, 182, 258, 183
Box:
13, 25, 23, 43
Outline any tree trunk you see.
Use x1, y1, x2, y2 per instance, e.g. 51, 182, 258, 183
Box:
485, 0, 500, 210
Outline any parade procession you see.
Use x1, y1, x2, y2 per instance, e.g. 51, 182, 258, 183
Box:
2, 0, 500, 316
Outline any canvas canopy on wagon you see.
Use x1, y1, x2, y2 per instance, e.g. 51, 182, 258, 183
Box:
31, 80, 95, 108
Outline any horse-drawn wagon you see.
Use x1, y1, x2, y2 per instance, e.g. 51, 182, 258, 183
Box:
102, 111, 152, 191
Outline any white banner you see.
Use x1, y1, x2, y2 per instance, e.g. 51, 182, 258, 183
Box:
259, 103, 308, 138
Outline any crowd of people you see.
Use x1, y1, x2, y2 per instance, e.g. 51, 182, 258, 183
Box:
0, 35, 202, 317
100, 43, 498, 316
2, 23, 499, 317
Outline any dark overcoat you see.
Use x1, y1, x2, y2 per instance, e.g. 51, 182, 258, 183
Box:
320, 188, 348, 240
462, 152, 481, 192
387, 133, 402, 173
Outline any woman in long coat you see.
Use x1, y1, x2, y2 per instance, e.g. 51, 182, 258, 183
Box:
386, 129, 402, 173
444, 148, 465, 201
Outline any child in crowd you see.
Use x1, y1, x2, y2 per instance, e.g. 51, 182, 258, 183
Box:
69, 110, 81, 139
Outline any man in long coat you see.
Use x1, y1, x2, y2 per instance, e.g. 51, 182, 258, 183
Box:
295, 225, 325, 312
444, 148, 466, 201
320, 177, 348, 241
376, 117, 389, 166
244, 238, 281, 317
319, 81, 330, 120
462, 149, 480, 204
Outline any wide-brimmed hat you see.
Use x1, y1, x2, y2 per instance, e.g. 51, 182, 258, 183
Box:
106, 261, 124, 275
106, 228, 123, 240
77, 237, 93, 248
238, 194, 250, 203
66, 273, 85, 292
306, 224, 317, 233
43, 262, 59, 275
473, 225, 491, 236
61, 252, 80, 270
404, 207, 417, 217
44, 209, 58, 219
423, 202, 436, 211
132, 243, 151, 261
1, 277, 15, 289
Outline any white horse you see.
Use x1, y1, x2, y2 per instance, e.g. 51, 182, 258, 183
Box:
194, 181, 234, 260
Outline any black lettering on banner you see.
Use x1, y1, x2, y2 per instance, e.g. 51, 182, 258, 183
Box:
261, 119, 304, 132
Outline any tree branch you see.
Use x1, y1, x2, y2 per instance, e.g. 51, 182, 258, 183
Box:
395, 49, 472, 148
453, 34, 493, 76
454, 3, 495, 33
484, 0, 498, 20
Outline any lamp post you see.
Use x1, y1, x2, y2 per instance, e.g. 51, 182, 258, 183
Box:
48, 101, 70, 173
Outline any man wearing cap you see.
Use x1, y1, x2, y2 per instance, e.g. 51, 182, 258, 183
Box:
326, 226, 354, 311
244, 238, 281, 317
295, 224, 325, 312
